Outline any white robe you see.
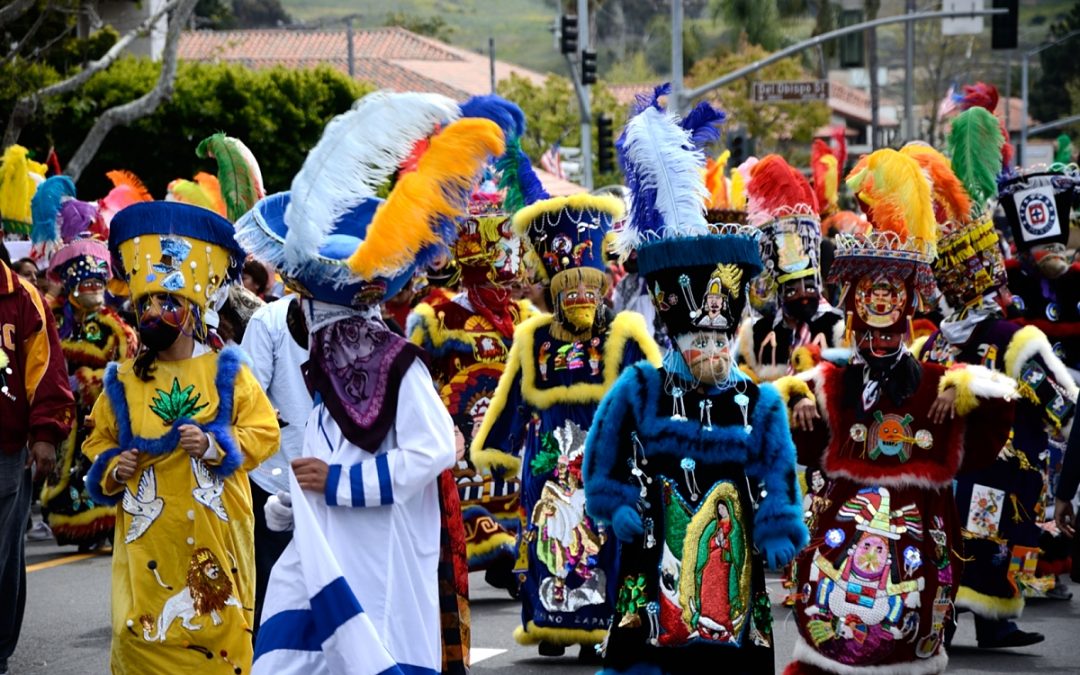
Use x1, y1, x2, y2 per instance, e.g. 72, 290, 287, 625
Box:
254, 361, 455, 675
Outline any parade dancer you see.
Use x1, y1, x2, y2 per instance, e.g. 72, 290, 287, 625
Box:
779, 149, 1018, 675
408, 97, 543, 595
241, 91, 504, 675
30, 177, 136, 550
470, 190, 662, 656
737, 155, 846, 382
82, 201, 280, 674
912, 110, 1075, 647
582, 95, 807, 674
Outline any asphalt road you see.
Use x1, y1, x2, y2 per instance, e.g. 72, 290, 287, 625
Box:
11, 530, 1080, 674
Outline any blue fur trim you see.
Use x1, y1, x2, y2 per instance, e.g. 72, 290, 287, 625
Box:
583, 365, 646, 524
103, 347, 247, 478
636, 234, 762, 279
85, 447, 124, 506
467, 542, 518, 569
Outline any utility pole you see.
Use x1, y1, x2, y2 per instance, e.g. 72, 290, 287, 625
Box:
489, 37, 496, 94
567, 0, 593, 189
867, 0, 880, 149
670, 0, 684, 114
345, 17, 355, 79
904, 0, 915, 141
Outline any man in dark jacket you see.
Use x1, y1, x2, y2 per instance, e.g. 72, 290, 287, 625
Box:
0, 259, 74, 675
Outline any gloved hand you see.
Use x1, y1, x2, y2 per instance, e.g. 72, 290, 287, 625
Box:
265, 490, 294, 532
612, 505, 644, 542
758, 535, 797, 570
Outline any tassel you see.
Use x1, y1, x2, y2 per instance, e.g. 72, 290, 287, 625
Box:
699, 399, 714, 431
631, 431, 648, 466
627, 455, 652, 498
643, 516, 656, 549
671, 386, 688, 421
647, 601, 660, 645
680, 457, 700, 501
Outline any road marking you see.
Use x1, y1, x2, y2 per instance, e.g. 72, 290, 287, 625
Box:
471, 648, 506, 664
26, 549, 110, 573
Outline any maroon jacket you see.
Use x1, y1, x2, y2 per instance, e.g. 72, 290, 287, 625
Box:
0, 261, 74, 454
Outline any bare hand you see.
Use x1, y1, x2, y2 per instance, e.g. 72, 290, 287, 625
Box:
929, 387, 958, 425
114, 449, 140, 482
27, 441, 56, 478
1056, 498, 1076, 538
792, 398, 819, 431
292, 457, 330, 493
178, 424, 209, 458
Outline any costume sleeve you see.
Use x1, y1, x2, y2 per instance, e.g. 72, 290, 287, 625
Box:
745, 384, 808, 563
583, 365, 643, 525
1004, 325, 1078, 430
17, 279, 74, 445
773, 368, 831, 467
405, 303, 435, 350
213, 364, 281, 475
323, 360, 455, 508
939, 364, 1018, 473
239, 313, 276, 391
614, 311, 663, 370
82, 384, 127, 505
469, 332, 528, 476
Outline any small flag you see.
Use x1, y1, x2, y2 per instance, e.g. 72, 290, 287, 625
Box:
937, 84, 959, 120
45, 147, 62, 177
540, 143, 564, 180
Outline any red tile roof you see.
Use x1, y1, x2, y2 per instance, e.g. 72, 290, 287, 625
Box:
179, 26, 545, 100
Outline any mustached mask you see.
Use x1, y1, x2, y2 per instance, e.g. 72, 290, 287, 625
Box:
558, 279, 603, 332
72, 277, 106, 312
780, 277, 820, 324
137, 293, 191, 352
676, 330, 734, 385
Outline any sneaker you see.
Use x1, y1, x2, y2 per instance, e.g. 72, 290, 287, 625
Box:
977, 628, 1045, 649
1045, 580, 1073, 601
26, 520, 53, 541
538, 641, 565, 657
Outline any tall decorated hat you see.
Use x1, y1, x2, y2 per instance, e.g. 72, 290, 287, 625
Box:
109, 201, 245, 313
30, 175, 110, 288
235, 91, 505, 308
0, 145, 47, 236
926, 108, 1010, 312
745, 154, 822, 304
453, 96, 548, 287
615, 89, 761, 337
832, 149, 938, 337
998, 164, 1079, 251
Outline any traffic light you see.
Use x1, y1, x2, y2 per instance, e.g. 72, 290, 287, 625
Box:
559, 15, 578, 54
596, 114, 614, 174
581, 49, 598, 85
728, 128, 748, 167
991, 0, 1018, 50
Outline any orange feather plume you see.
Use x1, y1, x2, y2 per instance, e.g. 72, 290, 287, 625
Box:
193, 172, 227, 217
899, 144, 971, 226
845, 149, 935, 253
705, 151, 730, 209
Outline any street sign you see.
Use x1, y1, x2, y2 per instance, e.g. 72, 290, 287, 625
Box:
751, 80, 830, 104
942, 0, 984, 36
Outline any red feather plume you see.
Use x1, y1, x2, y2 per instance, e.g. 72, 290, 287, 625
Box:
747, 154, 819, 226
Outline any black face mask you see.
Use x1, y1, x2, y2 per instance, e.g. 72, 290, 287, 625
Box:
138, 319, 181, 352
783, 297, 817, 324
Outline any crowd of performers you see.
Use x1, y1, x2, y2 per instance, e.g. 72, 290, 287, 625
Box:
1, 80, 1079, 675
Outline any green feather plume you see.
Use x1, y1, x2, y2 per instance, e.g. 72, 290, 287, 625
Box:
1055, 134, 1073, 165
196, 133, 265, 223
948, 107, 1003, 210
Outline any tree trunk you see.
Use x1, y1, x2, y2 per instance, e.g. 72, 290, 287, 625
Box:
2, 0, 184, 150
866, 0, 880, 149
63, 0, 196, 181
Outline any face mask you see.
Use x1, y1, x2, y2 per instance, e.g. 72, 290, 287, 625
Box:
676, 331, 733, 385
137, 294, 189, 352
138, 320, 181, 352
1034, 245, 1071, 279
71, 279, 106, 313
560, 284, 601, 331
856, 329, 903, 364
783, 297, 817, 324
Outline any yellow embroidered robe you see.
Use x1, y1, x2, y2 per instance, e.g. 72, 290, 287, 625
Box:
83, 346, 279, 675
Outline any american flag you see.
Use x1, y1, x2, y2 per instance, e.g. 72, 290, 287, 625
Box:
937, 83, 959, 120
540, 143, 565, 180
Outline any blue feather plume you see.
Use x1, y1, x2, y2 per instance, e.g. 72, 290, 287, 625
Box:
680, 101, 726, 149
496, 137, 550, 212
460, 95, 526, 140
615, 106, 710, 257
632, 82, 672, 116
30, 175, 76, 245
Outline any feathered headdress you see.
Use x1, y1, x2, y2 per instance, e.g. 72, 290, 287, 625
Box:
899, 143, 971, 227
746, 154, 822, 290
30, 175, 77, 251
812, 139, 840, 217
0, 145, 46, 235
1055, 134, 1074, 165
167, 172, 227, 217
947, 107, 1004, 212
196, 133, 265, 222
845, 149, 936, 256
705, 150, 730, 209
747, 154, 818, 226
954, 82, 1013, 168
99, 170, 152, 221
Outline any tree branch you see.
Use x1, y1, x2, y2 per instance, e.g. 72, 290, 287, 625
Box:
0, 0, 37, 32
63, 0, 196, 180
3, 0, 53, 65
2, 0, 183, 149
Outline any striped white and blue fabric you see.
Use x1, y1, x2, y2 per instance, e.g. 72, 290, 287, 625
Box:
252, 472, 431, 675
325, 454, 394, 507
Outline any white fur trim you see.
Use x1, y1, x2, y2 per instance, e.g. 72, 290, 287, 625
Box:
1006, 329, 1079, 400
961, 364, 1019, 401
820, 465, 955, 490
790, 634, 949, 675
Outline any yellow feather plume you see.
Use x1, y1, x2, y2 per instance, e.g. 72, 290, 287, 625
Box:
729, 167, 746, 210
347, 118, 505, 280
705, 151, 730, 209
900, 143, 971, 226
0, 145, 46, 232
846, 149, 936, 253
193, 172, 227, 217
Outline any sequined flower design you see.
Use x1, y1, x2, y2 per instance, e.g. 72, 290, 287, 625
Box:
149, 378, 209, 425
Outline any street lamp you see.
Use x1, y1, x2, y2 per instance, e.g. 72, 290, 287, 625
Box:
1020, 29, 1080, 167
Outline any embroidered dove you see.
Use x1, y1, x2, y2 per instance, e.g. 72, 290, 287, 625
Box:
191, 457, 229, 522
123, 467, 164, 543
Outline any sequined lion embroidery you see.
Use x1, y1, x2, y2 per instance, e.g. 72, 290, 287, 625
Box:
139, 547, 241, 642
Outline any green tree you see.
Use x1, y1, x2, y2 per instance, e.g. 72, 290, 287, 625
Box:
1031, 2, 1080, 129
688, 43, 830, 157
709, 0, 781, 50
383, 12, 454, 41
496, 72, 627, 186
18, 58, 370, 196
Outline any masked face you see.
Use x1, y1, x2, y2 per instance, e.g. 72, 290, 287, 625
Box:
1032, 243, 1072, 279
781, 277, 820, 324
676, 330, 733, 385
855, 328, 904, 362
71, 278, 106, 313
559, 281, 602, 331
137, 293, 190, 352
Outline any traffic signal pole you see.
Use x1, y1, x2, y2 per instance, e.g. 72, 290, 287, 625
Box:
569, 0, 593, 189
